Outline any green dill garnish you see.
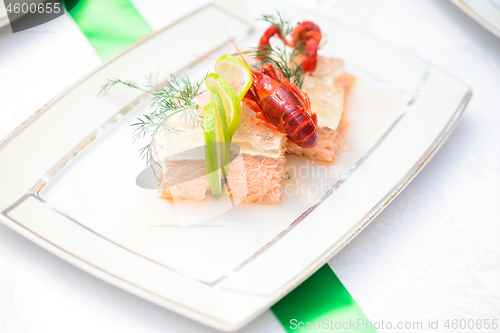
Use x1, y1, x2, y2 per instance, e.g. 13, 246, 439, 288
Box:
245, 11, 306, 88
249, 44, 305, 88
99, 74, 206, 168
260, 12, 294, 43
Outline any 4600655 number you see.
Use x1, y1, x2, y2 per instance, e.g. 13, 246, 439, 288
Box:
6, 2, 62, 14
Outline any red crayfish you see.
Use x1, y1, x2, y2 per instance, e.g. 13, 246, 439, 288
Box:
242, 63, 318, 148
258, 21, 322, 73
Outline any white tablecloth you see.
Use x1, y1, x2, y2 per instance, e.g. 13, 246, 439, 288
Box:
1, 0, 499, 332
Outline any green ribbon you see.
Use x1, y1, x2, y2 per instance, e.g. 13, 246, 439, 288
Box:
65, 0, 152, 60
272, 265, 377, 332
64, 2, 376, 331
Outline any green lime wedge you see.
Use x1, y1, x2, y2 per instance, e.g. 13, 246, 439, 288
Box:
208, 86, 231, 179
205, 73, 241, 138
214, 54, 253, 101
203, 102, 221, 196
209, 87, 230, 144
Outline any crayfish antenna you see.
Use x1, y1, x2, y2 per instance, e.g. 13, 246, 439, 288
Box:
319, 32, 328, 49
195, 55, 216, 61
225, 29, 251, 68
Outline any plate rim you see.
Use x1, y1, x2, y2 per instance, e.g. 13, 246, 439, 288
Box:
450, 0, 500, 38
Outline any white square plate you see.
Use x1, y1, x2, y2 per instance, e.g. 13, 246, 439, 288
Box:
0, 0, 471, 331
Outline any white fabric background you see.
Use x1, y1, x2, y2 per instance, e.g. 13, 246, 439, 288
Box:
1, 0, 499, 332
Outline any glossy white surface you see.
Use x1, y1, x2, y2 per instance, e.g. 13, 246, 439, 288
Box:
452, 0, 500, 38
0, 1, 498, 333
0, 1, 7, 29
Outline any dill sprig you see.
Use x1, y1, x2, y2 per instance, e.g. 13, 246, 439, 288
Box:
99, 78, 147, 95
260, 12, 294, 43
99, 74, 206, 168
246, 12, 306, 88
249, 43, 306, 88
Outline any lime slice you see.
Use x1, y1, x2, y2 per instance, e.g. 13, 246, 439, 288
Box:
209, 87, 230, 144
203, 102, 221, 196
208, 87, 231, 179
214, 54, 253, 101
205, 73, 241, 138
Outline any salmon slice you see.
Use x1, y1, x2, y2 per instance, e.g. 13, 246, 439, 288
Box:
285, 126, 344, 162
226, 154, 286, 205
158, 159, 209, 200
226, 104, 287, 205
155, 123, 210, 200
